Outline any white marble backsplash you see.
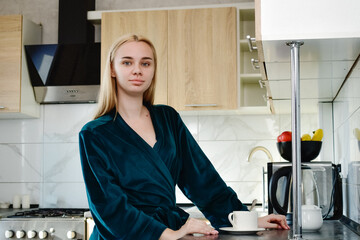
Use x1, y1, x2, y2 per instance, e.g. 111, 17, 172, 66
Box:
0, 101, 320, 208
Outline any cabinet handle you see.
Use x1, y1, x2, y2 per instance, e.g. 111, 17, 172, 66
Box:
258, 80, 266, 88
251, 58, 260, 70
184, 104, 218, 107
0, 106, 5, 109
246, 35, 257, 52
262, 95, 272, 102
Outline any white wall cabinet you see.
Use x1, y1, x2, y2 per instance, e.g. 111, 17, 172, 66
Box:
255, 0, 360, 113
0, 15, 41, 119
238, 9, 273, 114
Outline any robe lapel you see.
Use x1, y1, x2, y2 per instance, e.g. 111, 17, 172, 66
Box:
113, 113, 175, 197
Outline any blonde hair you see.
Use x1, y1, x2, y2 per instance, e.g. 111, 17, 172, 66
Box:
93, 34, 157, 120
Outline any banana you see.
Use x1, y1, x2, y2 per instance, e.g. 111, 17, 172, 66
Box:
354, 128, 360, 141
312, 129, 323, 141
301, 134, 312, 141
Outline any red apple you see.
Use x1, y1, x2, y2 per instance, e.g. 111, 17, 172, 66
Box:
277, 131, 292, 142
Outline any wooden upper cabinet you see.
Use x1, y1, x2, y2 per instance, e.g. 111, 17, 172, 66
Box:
101, 11, 168, 105
168, 8, 237, 110
0, 15, 40, 118
101, 7, 237, 111
0, 15, 22, 113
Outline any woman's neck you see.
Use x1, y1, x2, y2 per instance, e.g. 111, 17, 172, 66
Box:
117, 94, 146, 119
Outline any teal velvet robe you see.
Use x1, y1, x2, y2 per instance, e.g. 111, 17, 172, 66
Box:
79, 105, 247, 240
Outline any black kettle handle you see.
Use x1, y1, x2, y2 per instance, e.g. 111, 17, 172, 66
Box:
269, 166, 292, 215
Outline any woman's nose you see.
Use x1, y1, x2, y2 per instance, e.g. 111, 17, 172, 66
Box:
132, 63, 142, 75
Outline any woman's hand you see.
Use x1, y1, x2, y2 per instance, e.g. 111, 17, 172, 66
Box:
159, 218, 218, 240
258, 214, 290, 230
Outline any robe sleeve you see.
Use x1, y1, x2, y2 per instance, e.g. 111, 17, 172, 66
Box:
174, 113, 248, 229
79, 129, 167, 240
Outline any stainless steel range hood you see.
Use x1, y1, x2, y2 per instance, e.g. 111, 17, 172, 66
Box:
25, 43, 100, 104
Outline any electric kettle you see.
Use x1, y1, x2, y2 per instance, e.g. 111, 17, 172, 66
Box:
268, 165, 320, 223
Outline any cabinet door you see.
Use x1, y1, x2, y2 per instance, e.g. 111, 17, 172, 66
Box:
0, 15, 22, 112
168, 7, 237, 110
101, 11, 168, 105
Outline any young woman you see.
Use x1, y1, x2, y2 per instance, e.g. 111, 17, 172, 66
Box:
79, 34, 289, 240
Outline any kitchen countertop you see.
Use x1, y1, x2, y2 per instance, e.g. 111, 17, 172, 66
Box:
0, 208, 19, 218
180, 220, 359, 240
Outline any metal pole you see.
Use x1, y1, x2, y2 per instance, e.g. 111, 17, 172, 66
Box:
286, 41, 304, 240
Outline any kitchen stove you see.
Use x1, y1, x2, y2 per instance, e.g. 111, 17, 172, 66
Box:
0, 208, 88, 239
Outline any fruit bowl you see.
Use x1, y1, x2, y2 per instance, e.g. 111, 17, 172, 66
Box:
277, 141, 322, 162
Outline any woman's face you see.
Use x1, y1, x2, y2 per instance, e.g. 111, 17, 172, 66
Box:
111, 41, 155, 98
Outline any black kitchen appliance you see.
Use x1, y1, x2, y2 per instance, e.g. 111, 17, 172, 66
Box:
267, 161, 342, 224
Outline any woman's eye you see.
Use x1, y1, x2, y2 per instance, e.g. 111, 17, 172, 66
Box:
122, 61, 131, 66
142, 62, 150, 67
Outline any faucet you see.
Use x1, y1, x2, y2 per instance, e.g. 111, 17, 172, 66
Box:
247, 146, 273, 162
247, 146, 273, 212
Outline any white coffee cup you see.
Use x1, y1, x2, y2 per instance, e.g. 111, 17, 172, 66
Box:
22, 195, 30, 209
228, 211, 258, 230
12, 195, 21, 209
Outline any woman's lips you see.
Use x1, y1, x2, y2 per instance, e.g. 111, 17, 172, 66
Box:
129, 79, 144, 85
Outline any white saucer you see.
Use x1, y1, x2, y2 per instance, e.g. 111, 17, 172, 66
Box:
219, 227, 265, 234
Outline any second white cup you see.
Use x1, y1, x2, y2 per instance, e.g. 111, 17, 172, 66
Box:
22, 195, 30, 209
228, 211, 258, 230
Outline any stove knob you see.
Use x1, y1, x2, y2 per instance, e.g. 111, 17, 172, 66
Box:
67, 231, 76, 239
27, 230, 37, 239
15, 230, 25, 239
38, 230, 48, 239
5, 230, 14, 239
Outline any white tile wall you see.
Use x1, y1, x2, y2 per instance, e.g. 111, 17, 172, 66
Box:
0, 104, 97, 207
0, 102, 320, 207
0, 143, 43, 182
0, 107, 44, 144
42, 182, 88, 208
333, 58, 360, 224
43, 104, 96, 143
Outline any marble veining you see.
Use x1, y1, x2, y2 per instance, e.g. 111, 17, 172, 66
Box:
42, 182, 88, 208
43, 104, 96, 143
0, 143, 42, 182
199, 114, 280, 141
43, 143, 83, 182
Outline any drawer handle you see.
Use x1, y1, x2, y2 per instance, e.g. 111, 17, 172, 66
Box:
246, 35, 257, 52
184, 104, 218, 107
251, 58, 260, 70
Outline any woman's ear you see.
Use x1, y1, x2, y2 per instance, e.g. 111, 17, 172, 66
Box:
110, 65, 116, 78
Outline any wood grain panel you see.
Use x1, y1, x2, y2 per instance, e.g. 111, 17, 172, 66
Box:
101, 11, 168, 104
0, 15, 22, 32
168, 7, 237, 110
0, 15, 22, 112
